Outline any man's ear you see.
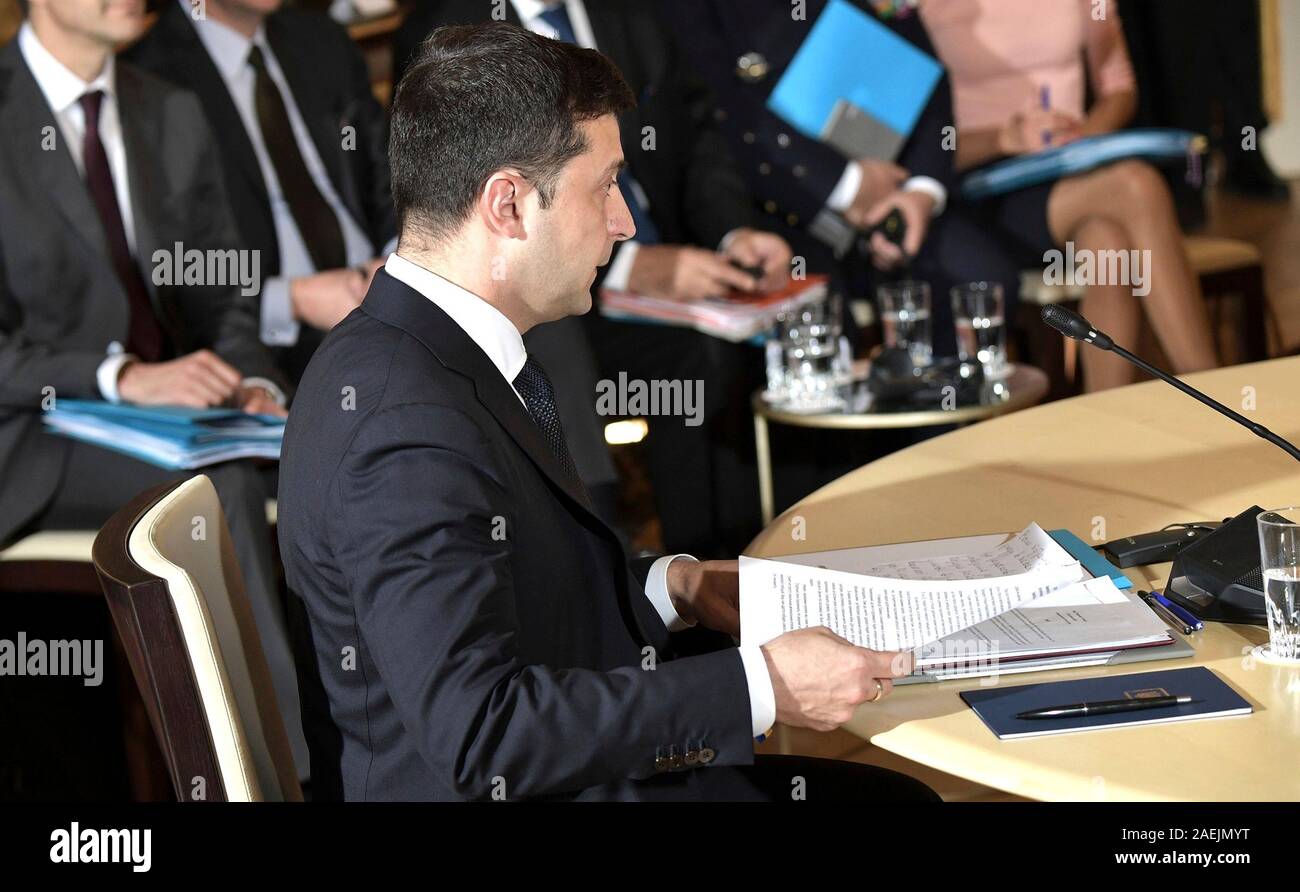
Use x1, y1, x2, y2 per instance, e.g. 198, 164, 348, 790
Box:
479, 171, 530, 240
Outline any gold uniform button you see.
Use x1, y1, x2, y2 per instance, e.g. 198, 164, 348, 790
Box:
763, 200, 778, 214
698, 748, 716, 764
786, 213, 800, 226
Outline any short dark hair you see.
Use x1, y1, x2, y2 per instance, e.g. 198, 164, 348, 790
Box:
390, 22, 635, 245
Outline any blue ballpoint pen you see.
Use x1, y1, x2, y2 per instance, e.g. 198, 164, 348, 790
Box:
1152, 590, 1204, 631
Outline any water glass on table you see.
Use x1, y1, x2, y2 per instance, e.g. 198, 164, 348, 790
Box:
766, 295, 851, 412
951, 281, 1009, 380
1257, 507, 1300, 663
877, 280, 933, 368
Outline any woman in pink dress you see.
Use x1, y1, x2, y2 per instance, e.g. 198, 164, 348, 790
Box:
921, 0, 1217, 390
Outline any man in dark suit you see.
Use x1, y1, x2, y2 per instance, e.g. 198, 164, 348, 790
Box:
0, 0, 308, 776
126, 0, 397, 384
395, 1, 795, 547
280, 22, 936, 801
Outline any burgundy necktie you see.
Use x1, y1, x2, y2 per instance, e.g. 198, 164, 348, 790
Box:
80, 90, 165, 362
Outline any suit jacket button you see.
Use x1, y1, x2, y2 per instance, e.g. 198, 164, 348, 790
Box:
793, 164, 807, 178
777, 133, 791, 148
758, 162, 772, 175
684, 749, 700, 766
699, 747, 716, 764
763, 200, 778, 214
654, 756, 671, 772
743, 131, 756, 144
786, 213, 800, 226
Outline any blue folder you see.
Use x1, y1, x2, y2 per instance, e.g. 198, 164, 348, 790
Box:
766, 0, 942, 158
961, 667, 1251, 739
1048, 528, 1132, 589
961, 128, 1204, 200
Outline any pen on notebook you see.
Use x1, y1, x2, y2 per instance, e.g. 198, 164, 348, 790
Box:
1016, 695, 1196, 720
1138, 589, 1194, 635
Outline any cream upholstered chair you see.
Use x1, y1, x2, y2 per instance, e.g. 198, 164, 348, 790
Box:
93, 476, 302, 802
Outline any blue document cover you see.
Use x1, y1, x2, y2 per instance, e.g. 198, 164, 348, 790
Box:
1048, 528, 1132, 589
961, 667, 1251, 739
766, 0, 942, 156
43, 399, 284, 470
961, 128, 1203, 200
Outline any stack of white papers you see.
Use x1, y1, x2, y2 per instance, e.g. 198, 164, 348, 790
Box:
740, 524, 1171, 673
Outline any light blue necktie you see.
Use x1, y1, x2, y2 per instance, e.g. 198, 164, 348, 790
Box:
537, 3, 661, 244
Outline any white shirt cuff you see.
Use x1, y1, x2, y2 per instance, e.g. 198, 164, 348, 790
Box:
261, 277, 301, 347
241, 377, 287, 408
826, 161, 862, 213
738, 644, 777, 738
97, 352, 135, 403
602, 240, 640, 292
901, 175, 947, 217
643, 554, 695, 632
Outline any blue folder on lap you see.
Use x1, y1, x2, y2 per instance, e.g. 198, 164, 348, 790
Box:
767, 0, 942, 160
961, 128, 1205, 200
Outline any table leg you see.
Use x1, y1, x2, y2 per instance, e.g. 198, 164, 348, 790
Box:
754, 411, 774, 526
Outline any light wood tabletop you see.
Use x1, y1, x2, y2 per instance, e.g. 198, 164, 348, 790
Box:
747, 356, 1300, 801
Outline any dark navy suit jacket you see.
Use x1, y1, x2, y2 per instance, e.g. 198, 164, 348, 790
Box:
278, 270, 758, 800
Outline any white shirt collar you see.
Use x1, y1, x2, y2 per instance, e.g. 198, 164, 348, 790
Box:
383, 253, 528, 387
18, 21, 116, 116
185, 0, 269, 82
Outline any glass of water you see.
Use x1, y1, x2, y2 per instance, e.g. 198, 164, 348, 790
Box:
951, 281, 1009, 379
1257, 507, 1300, 663
768, 295, 851, 412
877, 280, 933, 367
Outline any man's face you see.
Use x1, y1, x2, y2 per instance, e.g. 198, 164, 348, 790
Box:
34, 0, 145, 46
519, 114, 634, 325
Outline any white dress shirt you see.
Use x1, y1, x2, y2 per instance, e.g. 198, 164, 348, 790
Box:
19, 22, 283, 406
385, 252, 776, 737
187, 1, 381, 347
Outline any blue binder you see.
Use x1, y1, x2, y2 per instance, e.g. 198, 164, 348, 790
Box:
767, 0, 942, 159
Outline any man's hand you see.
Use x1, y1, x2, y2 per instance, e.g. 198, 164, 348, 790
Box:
626, 244, 762, 302
237, 385, 287, 418
844, 159, 909, 228
117, 349, 242, 408
998, 107, 1082, 155
722, 228, 792, 292
761, 627, 913, 731
862, 189, 935, 270
666, 558, 739, 638
290, 268, 368, 330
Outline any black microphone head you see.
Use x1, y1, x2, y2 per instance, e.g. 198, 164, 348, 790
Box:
1041, 304, 1113, 350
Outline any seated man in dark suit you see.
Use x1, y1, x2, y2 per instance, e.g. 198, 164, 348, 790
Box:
279, 21, 938, 802
127, 0, 397, 384
395, 1, 795, 547
0, 0, 308, 777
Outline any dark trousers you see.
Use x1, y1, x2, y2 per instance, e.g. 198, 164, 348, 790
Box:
703, 754, 942, 802
35, 437, 310, 781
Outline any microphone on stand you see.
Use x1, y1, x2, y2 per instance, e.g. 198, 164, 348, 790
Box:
1042, 305, 1300, 462
1041, 304, 1300, 623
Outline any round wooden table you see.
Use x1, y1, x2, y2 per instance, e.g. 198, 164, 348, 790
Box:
747, 356, 1300, 801
752, 364, 1049, 524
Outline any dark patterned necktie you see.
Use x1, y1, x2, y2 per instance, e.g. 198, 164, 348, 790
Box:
80, 91, 165, 362
248, 45, 346, 272
513, 355, 581, 485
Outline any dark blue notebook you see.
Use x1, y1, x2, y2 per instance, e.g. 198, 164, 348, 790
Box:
961, 667, 1251, 739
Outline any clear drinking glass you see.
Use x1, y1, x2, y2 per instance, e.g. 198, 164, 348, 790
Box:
771, 295, 849, 412
951, 281, 1008, 379
1257, 507, 1300, 662
877, 280, 933, 367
